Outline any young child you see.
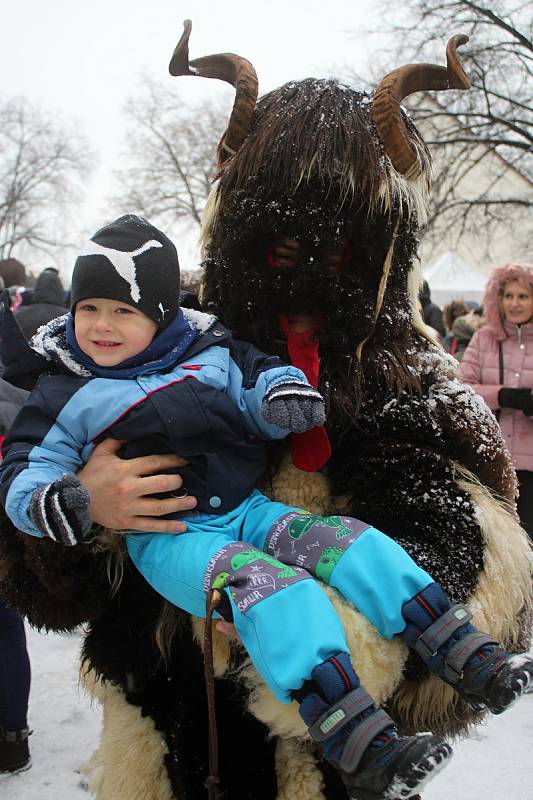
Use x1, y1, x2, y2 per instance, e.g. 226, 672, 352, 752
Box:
1, 214, 532, 800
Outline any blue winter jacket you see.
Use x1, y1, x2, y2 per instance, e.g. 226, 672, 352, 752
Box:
0, 309, 309, 538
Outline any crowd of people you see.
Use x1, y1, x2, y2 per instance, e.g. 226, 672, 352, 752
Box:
0, 242, 532, 799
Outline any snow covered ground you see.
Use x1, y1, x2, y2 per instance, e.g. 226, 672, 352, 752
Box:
2, 625, 533, 799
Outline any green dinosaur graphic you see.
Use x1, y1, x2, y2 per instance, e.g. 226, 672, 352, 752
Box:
212, 571, 230, 590
230, 549, 298, 579
288, 514, 353, 541
315, 546, 344, 584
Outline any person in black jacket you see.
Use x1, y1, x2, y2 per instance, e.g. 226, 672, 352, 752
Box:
419, 280, 445, 338
14, 268, 66, 341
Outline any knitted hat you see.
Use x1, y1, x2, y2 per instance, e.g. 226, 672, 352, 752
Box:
70, 214, 180, 328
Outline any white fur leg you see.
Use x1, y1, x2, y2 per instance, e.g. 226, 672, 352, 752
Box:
275, 737, 326, 800
457, 474, 533, 646
80, 667, 174, 800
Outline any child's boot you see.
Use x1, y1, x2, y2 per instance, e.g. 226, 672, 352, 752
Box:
297, 653, 452, 800
402, 582, 533, 713
0, 726, 31, 773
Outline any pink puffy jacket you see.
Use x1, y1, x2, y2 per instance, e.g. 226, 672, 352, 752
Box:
459, 264, 533, 471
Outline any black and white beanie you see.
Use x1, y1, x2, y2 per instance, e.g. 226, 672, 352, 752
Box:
70, 214, 181, 329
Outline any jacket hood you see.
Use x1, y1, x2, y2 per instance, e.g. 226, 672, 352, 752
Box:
30, 307, 220, 378
483, 263, 533, 338
32, 269, 66, 306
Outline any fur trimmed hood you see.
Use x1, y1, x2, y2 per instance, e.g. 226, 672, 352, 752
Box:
482, 263, 533, 339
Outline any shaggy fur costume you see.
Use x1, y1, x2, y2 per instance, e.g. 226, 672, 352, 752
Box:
1, 23, 532, 800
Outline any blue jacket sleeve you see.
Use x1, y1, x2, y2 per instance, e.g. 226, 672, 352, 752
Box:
226, 339, 312, 440
0, 385, 86, 537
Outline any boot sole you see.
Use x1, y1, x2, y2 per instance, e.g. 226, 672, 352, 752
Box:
0, 757, 31, 775
384, 741, 452, 799
463, 656, 533, 715
347, 738, 453, 800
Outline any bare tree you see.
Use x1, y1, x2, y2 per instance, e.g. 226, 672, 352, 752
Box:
355, 0, 532, 259
0, 96, 92, 261
112, 77, 231, 232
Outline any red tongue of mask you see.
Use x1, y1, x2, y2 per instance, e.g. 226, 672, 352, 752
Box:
279, 314, 331, 472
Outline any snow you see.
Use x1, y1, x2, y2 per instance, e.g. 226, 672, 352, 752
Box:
2, 625, 533, 799
0, 626, 100, 799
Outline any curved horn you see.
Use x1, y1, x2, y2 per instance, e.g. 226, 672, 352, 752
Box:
169, 20, 258, 162
372, 34, 471, 179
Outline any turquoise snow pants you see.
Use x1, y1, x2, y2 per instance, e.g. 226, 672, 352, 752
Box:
127, 490, 432, 703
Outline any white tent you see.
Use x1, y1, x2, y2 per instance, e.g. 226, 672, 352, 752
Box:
423, 251, 487, 308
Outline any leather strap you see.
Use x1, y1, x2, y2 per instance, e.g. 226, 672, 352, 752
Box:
203, 590, 222, 800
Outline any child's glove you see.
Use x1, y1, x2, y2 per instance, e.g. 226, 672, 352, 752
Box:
261, 381, 326, 433
28, 473, 92, 546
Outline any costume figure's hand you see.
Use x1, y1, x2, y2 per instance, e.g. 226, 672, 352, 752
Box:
77, 438, 197, 533
29, 473, 91, 546
498, 387, 532, 411
261, 381, 326, 433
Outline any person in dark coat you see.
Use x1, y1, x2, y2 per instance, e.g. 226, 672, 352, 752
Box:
0, 375, 31, 774
14, 268, 66, 341
419, 280, 446, 338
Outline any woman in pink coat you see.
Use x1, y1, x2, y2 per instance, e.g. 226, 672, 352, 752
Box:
459, 263, 533, 535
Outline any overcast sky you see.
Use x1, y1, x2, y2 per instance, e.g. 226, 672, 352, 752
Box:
0, 0, 381, 276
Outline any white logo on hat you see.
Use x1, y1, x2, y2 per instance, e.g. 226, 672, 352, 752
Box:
77, 239, 163, 302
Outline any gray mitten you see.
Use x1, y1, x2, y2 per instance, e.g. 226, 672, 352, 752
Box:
28, 473, 92, 546
262, 381, 326, 433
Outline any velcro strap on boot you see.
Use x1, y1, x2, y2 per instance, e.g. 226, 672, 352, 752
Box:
309, 687, 374, 743
339, 709, 394, 774
414, 604, 473, 662
443, 631, 498, 684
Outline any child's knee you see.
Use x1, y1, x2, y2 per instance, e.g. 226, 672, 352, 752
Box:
264, 511, 373, 582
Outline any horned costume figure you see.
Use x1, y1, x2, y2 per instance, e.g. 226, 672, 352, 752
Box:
1, 19, 532, 800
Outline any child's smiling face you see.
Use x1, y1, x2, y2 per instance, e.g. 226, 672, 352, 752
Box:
74, 297, 157, 366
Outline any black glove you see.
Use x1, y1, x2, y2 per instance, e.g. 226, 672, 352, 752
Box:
28, 473, 92, 546
498, 387, 532, 411
261, 381, 326, 433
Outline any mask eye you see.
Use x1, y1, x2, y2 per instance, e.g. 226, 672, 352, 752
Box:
266, 238, 301, 269
321, 240, 352, 273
